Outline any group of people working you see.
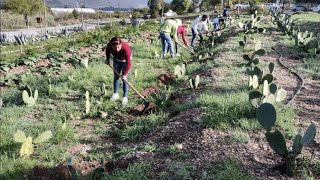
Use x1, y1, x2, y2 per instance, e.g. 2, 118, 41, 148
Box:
104, 13, 228, 106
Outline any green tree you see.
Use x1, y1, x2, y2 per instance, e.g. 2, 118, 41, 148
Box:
171, 0, 191, 14
148, 0, 164, 18
72, 9, 79, 19
200, 0, 221, 11
5, 0, 44, 28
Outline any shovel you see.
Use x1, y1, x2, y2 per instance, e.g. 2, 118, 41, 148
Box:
176, 41, 195, 54
108, 64, 154, 113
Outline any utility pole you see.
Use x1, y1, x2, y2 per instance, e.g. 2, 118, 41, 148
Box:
44, 0, 47, 35
108, 0, 112, 26
81, 0, 84, 28
161, 1, 164, 23
97, 10, 100, 27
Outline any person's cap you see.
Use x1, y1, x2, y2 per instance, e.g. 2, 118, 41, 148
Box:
176, 19, 182, 26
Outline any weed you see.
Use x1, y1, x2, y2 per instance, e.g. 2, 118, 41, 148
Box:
117, 112, 168, 141
198, 91, 256, 130
202, 157, 253, 180
103, 163, 149, 180
230, 128, 250, 143
159, 162, 194, 180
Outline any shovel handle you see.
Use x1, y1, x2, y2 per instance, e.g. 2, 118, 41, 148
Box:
108, 64, 146, 101
176, 41, 195, 54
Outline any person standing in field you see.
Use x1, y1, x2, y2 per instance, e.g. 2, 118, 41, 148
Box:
159, 19, 182, 58
166, 24, 188, 56
105, 37, 132, 106
191, 14, 209, 47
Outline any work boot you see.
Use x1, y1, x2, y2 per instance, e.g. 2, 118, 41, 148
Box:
110, 93, 119, 101
122, 97, 128, 106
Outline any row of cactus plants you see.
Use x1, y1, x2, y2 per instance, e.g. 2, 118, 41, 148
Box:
240, 14, 318, 177
241, 39, 287, 108
237, 10, 265, 34
271, 12, 319, 57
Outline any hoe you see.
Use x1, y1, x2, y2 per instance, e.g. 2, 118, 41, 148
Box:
108, 64, 155, 114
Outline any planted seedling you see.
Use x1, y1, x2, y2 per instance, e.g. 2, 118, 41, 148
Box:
14, 130, 52, 158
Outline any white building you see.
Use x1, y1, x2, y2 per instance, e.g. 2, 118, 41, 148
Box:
51, 8, 96, 14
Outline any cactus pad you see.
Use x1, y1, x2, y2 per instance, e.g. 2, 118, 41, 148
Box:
34, 131, 53, 144
256, 103, 276, 131
301, 123, 317, 146
266, 130, 287, 156
14, 130, 27, 143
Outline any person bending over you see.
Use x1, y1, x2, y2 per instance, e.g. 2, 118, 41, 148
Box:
105, 37, 132, 106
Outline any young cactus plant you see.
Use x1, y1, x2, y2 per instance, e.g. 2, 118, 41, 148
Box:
239, 35, 247, 47
189, 75, 200, 89
174, 64, 186, 78
100, 83, 107, 97
22, 85, 38, 107
14, 130, 52, 158
134, 69, 138, 78
85, 91, 90, 114
48, 78, 52, 96
256, 103, 317, 177
81, 58, 89, 69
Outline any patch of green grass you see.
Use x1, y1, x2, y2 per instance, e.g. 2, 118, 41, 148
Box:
0, 153, 36, 180
197, 91, 256, 130
202, 157, 253, 180
102, 163, 150, 180
229, 128, 250, 143
296, 57, 320, 79
117, 112, 168, 141
275, 105, 297, 137
159, 161, 194, 180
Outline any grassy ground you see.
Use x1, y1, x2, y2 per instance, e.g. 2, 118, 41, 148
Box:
0, 12, 319, 179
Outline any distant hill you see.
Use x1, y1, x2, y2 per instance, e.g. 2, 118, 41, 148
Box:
45, 0, 151, 9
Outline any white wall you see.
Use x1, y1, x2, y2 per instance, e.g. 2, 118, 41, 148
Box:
51, 8, 96, 14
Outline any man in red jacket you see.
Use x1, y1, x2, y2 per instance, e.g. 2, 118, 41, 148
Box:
105, 37, 132, 106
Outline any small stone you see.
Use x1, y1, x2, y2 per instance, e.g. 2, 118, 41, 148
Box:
253, 155, 260, 162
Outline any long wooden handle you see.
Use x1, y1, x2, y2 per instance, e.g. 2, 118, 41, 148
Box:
176, 41, 195, 54
108, 64, 146, 100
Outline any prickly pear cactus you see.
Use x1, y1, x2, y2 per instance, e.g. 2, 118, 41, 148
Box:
33, 131, 53, 144
20, 137, 34, 157
266, 129, 287, 156
301, 123, 317, 146
101, 83, 107, 97
252, 75, 259, 89
263, 80, 269, 96
275, 88, 287, 102
22, 86, 38, 107
249, 90, 263, 108
256, 103, 276, 131
134, 69, 138, 78
174, 65, 185, 78
189, 75, 200, 89
85, 91, 90, 114
269, 62, 275, 74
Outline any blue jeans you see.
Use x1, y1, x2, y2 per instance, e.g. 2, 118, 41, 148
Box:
191, 28, 203, 47
113, 59, 129, 97
160, 32, 174, 57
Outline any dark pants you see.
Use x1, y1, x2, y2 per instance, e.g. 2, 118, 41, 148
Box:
191, 28, 203, 47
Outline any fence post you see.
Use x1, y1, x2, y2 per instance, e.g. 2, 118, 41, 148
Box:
20, 45, 23, 54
